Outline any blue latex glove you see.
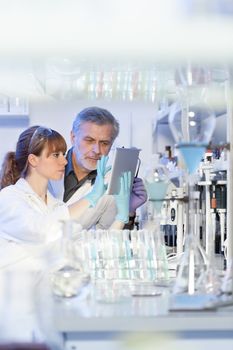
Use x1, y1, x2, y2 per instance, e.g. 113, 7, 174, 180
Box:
129, 177, 148, 213
85, 155, 111, 207
114, 171, 131, 223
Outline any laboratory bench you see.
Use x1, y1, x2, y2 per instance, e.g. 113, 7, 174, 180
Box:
49, 287, 233, 350
1, 268, 233, 350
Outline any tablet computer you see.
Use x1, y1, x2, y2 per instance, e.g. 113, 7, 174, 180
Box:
107, 147, 141, 195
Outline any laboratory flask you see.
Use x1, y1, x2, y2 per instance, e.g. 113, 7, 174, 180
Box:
50, 220, 90, 298
173, 234, 208, 294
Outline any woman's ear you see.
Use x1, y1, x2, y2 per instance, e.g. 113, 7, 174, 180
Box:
28, 154, 38, 168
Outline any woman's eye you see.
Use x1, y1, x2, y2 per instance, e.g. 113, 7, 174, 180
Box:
53, 153, 60, 158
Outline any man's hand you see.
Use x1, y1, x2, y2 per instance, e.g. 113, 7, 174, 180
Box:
129, 177, 148, 214
114, 171, 131, 223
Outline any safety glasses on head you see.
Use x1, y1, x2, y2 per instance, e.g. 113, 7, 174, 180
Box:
28, 126, 53, 152
30, 126, 53, 144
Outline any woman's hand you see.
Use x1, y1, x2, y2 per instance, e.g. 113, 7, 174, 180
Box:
85, 155, 110, 207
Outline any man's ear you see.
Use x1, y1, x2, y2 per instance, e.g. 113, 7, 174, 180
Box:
28, 154, 38, 168
70, 130, 75, 146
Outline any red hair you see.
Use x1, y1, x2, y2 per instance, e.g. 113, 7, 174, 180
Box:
0, 126, 67, 189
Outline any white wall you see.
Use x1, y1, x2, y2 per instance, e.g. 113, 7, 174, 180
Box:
0, 98, 156, 177
0, 126, 26, 167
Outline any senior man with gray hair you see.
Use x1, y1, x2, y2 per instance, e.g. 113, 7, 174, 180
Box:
49, 106, 147, 229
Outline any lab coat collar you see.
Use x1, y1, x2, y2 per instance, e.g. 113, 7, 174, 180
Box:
15, 178, 60, 208
15, 178, 39, 194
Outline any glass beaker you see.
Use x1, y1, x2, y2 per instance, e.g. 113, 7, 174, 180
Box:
50, 220, 90, 298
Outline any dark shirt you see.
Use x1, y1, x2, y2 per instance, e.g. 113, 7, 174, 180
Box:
63, 148, 97, 203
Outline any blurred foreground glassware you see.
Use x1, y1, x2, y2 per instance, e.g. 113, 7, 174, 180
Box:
0, 269, 58, 349
50, 220, 90, 298
35, 271, 65, 350
0, 270, 38, 343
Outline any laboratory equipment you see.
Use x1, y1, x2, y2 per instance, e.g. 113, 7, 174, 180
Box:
163, 186, 186, 257
143, 155, 170, 284
198, 157, 227, 258
144, 154, 170, 217
169, 79, 217, 295
172, 234, 207, 294
198, 158, 214, 256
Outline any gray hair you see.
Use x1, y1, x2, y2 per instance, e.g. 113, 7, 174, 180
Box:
72, 106, 120, 141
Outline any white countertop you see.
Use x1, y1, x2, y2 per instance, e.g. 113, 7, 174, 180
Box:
50, 287, 233, 335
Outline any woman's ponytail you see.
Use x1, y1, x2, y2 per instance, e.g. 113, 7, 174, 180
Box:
0, 151, 20, 189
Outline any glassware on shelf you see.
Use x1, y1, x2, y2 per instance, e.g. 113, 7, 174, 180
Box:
175, 64, 211, 88
50, 220, 90, 298
174, 64, 212, 121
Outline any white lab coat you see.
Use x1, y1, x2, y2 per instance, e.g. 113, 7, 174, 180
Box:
0, 178, 70, 244
49, 177, 117, 230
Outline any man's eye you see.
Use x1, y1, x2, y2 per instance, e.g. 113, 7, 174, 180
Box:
85, 138, 93, 143
101, 142, 110, 146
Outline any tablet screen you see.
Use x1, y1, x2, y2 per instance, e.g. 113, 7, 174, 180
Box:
106, 147, 141, 195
